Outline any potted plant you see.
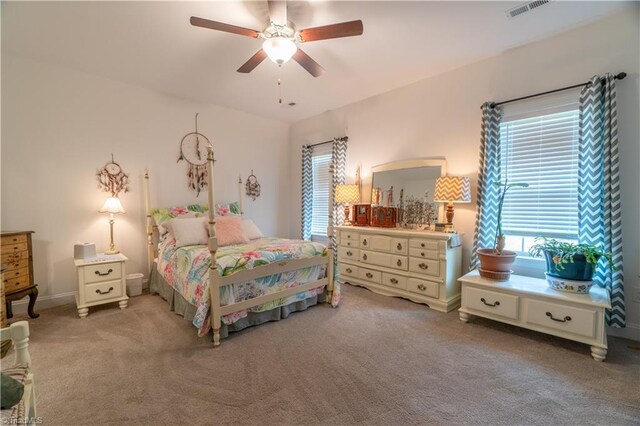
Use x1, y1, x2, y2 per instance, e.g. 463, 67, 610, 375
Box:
476, 181, 529, 280
528, 237, 615, 293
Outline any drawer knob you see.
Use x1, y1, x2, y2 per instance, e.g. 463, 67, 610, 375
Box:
347, 242, 351, 246
346, 251, 353, 256
419, 263, 429, 270
421, 252, 425, 257
366, 272, 373, 279
94, 268, 113, 277
421, 243, 425, 248
417, 283, 427, 291
397, 243, 402, 250
362, 254, 368, 261
546, 312, 571, 323
347, 235, 351, 239
390, 278, 398, 285
96, 287, 114, 295
397, 259, 402, 267
480, 297, 500, 307
346, 268, 353, 274
362, 239, 368, 246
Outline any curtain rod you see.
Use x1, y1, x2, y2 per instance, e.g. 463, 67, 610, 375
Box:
486, 72, 627, 109
308, 140, 334, 148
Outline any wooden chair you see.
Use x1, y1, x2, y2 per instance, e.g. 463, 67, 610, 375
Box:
1, 321, 36, 424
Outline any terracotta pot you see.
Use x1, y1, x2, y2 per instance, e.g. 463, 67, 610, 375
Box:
477, 248, 517, 273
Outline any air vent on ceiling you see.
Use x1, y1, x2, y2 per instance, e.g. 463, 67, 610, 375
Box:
506, 0, 551, 19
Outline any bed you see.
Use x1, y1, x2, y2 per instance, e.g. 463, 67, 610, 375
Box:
144, 146, 337, 347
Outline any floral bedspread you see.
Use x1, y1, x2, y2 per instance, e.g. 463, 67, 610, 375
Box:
157, 237, 329, 336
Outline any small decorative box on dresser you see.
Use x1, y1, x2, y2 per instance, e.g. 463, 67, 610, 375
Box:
336, 226, 463, 312
1, 231, 39, 319
74, 253, 129, 318
458, 270, 611, 361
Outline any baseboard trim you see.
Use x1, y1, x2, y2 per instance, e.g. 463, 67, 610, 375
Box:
9, 291, 76, 315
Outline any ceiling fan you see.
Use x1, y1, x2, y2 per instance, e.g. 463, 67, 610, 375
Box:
190, 1, 364, 77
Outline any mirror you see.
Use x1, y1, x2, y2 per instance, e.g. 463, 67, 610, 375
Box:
370, 159, 447, 226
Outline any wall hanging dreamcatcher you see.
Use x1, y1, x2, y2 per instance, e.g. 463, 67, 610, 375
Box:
96, 154, 130, 196
178, 113, 211, 196
245, 170, 261, 201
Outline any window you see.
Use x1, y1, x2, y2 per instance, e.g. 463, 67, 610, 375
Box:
500, 89, 581, 256
310, 150, 332, 237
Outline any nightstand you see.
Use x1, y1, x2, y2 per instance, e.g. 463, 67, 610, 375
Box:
74, 253, 129, 318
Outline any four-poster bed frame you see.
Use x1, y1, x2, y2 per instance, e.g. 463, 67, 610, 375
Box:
144, 146, 335, 347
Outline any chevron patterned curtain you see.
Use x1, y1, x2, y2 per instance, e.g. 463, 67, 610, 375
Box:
470, 103, 503, 269
578, 74, 625, 328
301, 145, 313, 240
330, 136, 348, 307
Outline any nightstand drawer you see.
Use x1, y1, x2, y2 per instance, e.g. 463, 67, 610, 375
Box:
339, 263, 359, 277
525, 299, 596, 338
1, 234, 27, 245
465, 287, 519, 320
408, 258, 440, 277
1, 243, 27, 256
84, 263, 122, 284
85, 280, 123, 303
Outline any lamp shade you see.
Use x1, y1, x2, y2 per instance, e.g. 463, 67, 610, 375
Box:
335, 184, 361, 204
262, 37, 297, 65
99, 197, 126, 214
433, 176, 471, 203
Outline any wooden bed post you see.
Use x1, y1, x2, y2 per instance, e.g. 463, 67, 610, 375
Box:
144, 169, 154, 276
206, 146, 221, 347
327, 160, 335, 302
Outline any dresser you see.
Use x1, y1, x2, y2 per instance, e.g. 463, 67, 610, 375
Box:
1, 231, 39, 319
75, 253, 129, 318
336, 226, 463, 312
458, 270, 611, 361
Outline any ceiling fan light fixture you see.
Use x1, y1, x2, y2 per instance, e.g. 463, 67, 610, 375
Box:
262, 37, 297, 65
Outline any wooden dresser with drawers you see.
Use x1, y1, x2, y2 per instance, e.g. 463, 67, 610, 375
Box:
336, 226, 463, 312
1, 231, 39, 319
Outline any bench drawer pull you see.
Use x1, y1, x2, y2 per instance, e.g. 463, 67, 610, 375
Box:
480, 297, 500, 307
546, 312, 571, 323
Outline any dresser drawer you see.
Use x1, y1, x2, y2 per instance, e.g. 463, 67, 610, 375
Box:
525, 299, 597, 338
360, 235, 389, 252
465, 287, 519, 320
382, 272, 407, 290
360, 250, 391, 268
408, 258, 440, 277
391, 238, 408, 255
1, 234, 27, 246
390, 255, 408, 271
358, 267, 382, 284
339, 247, 360, 262
1, 243, 28, 256
339, 263, 359, 277
407, 278, 438, 298
84, 280, 123, 303
3, 257, 29, 271
3, 267, 29, 284
4, 275, 31, 293
409, 239, 438, 250
409, 248, 438, 260
83, 262, 122, 284
340, 231, 359, 247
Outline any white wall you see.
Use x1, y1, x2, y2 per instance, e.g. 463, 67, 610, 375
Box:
289, 9, 640, 339
1, 54, 290, 309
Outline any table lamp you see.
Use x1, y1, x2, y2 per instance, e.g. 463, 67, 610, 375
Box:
99, 196, 125, 254
433, 176, 471, 233
335, 184, 361, 226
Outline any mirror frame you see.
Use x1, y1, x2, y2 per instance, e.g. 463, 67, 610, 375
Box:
370, 158, 448, 223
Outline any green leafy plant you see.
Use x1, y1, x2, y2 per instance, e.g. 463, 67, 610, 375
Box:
528, 237, 615, 270
493, 181, 529, 253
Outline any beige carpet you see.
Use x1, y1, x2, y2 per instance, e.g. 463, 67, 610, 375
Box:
12, 284, 640, 425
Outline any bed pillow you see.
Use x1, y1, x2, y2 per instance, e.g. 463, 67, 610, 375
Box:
216, 201, 241, 216
242, 219, 264, 240
170, 217, 209, 248
215, 216, 250, 246
151, 204, 208, 235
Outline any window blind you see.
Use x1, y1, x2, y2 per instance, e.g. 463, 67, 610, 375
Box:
311, 153, 332, 236
500, 107, 580, 240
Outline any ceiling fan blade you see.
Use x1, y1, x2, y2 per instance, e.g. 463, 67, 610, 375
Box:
268, 0, 287, 26
299, 20, 363, 42
237, 49, 268, 73
292, 48, 325, 78
190, 16, 260, 38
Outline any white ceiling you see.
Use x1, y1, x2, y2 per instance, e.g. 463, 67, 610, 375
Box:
2, 1, 630, 123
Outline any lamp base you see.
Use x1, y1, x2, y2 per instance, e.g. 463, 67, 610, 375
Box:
104, 249, 120, 255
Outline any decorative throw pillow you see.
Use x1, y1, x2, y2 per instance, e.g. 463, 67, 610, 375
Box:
170, 217, 209, 248
215, 201, 241, 216
151, 204, 208, 235
215, 216, 250, 246
242, 219, 265, 240
0, 372, 24, 409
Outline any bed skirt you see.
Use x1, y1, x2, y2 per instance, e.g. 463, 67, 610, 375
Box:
149, 266, 327, 338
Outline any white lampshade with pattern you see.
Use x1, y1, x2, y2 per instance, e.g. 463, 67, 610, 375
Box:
433, 177, 471, 203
